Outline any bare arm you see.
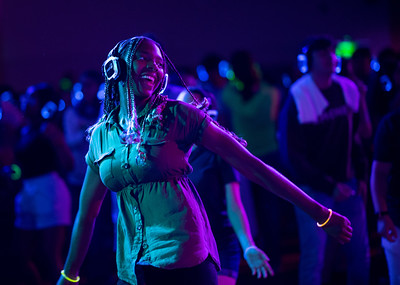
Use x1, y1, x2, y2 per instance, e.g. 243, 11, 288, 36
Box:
57, 166, 108, 284
200, 122, 352, 243
370, 160, 398, 242
225, 181, 274, 278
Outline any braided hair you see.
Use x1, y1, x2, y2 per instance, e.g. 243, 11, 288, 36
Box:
87, 36, 201, 140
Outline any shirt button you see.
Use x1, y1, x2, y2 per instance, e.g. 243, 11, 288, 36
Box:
143, 243, 148, 249
133, 206, 138, 212
137, 225, 142, 230
123, 163, 130, 169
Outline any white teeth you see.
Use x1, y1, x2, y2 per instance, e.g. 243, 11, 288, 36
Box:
141, 75, 155, 82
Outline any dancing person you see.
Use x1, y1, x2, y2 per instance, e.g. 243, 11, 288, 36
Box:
178, 87, 274, 284
221, 50, 283, 268
57, 36, 352, 285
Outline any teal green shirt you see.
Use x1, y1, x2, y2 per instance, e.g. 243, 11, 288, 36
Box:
86, 100, 219, 284
222, 82, 278, 157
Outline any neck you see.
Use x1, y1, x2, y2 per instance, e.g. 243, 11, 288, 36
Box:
311, 72, 333, 90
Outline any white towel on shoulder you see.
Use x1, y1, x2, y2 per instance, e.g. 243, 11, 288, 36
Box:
290, 74, 360, 124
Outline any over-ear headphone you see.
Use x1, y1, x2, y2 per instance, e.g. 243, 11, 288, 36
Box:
102, 38, 169, 94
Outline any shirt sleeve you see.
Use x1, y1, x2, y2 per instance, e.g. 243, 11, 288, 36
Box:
85, 126, 101, 174
174, 101, 212, 145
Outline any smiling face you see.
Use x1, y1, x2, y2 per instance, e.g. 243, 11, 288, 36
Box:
131, 38, 165, 100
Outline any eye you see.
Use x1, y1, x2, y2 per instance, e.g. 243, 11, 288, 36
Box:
155, 61, 164, 69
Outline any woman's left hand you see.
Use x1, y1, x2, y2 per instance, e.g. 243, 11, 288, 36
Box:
244, 246, 275, 279
322, 210, 353, 244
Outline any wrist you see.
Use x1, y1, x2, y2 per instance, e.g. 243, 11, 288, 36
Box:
244, 245, 259, 257
61, 270, 80, 283
317, 208, 333, 227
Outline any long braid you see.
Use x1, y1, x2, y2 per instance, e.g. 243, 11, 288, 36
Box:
164, 54, 209, 109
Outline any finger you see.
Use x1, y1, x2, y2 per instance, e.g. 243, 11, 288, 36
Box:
266, 262, 275, 276
257, 268, 262, 279
252, 268, 256, 276
261, 266, 267, 278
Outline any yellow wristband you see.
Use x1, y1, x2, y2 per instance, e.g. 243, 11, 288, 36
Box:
61, 270, 80, 283
317, 208, 333, 227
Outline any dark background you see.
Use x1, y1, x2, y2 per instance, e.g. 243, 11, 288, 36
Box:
1, 0, 399, 92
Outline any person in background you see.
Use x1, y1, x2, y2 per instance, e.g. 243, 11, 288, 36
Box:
279, 35, 370, 284
370, 109, 400, 285
221, 50, 283, 270
64, 70, 103, 217
57, 36, 351, 285
178, 87, 274, 284
15, 83, 74, 284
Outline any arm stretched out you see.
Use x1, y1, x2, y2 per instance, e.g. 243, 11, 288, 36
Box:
199, 122, 352, 244
57, 166, 108, 284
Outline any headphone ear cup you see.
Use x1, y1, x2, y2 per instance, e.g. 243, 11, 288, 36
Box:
103, 56, 125, 82
41, 101, 58, 119
297, 53, 308, 74
159, 74, 168, 94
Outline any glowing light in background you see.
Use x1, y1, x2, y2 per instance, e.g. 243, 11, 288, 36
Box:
60, 77, 73, 92
335, 56, 342, 74
218, 60, 230, 78
335, 38, 357, 59
297, 54, 308, 74
371, 58, 380, 72
97, 83, 105, 100
71, 83, 84, 106
196, 65, 209, 82
380, 75, 392, 92
41, 101, 58, 119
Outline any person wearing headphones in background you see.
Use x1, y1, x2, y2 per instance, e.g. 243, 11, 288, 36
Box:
178, 87, 274, 284
14, 83, 74, 285
278, 35, 371, 285
58, 36, 352, 285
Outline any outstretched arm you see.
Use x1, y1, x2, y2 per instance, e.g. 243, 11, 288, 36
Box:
199, 122, 352, 244
225, 181, 274, 279
57, 166, 108, 284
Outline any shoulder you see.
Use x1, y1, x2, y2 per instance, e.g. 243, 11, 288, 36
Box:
166, 99, 205, 116
290, 75, 311, 97
87, 120, 108, 143
332, 74, 358, 92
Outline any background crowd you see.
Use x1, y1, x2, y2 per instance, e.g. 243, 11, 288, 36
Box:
0, 33, 399, 285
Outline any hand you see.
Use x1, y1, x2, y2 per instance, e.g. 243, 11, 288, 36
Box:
321, 210, 353, 244
378, 215, 398, 242
333, 183, 355, 202
244, 246, 275, 279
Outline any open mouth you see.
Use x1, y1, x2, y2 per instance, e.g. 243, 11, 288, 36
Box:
141, 74, 155, 83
